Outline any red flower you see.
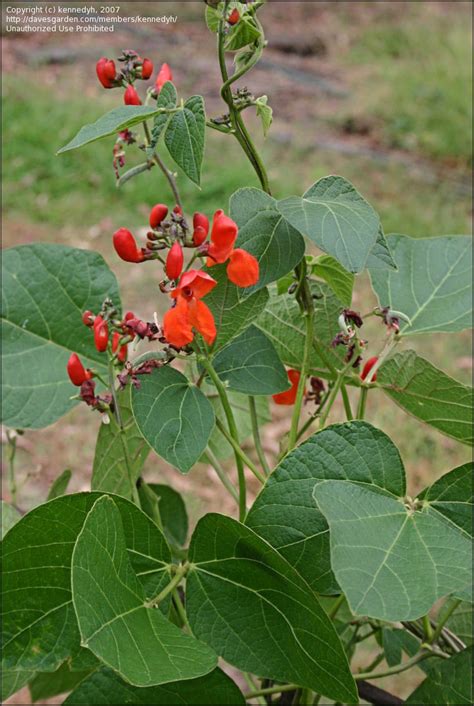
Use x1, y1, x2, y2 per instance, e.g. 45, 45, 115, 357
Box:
360, 356, 378, 382
149, 203, 169, 229
67, 353, 92, 386
272, 369, 301, 405
228, 8, 240, 25
141, 58, 153, 79
171, 269, 217, 301
155, 63, 173, 92
166, 242, 184, 281
113, 228, 145, 263
164, 269, 218, 347
173, 204, 183, 216
206, 210, 259, 287
93, 316, 109, 352
207, 210, 238, 265
124, 85, 142, 105
112, 332, 128, 362
96, 57, 116, 88
227, 248, 260, 287
193, 212, 209, 246
82, 310, 94, 327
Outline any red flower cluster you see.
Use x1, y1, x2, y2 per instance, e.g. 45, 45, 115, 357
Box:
95, 51, 172, 106
164, 270, 217, 347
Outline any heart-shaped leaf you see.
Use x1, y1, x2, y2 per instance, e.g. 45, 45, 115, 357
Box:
1, 244, 120, 429
313, 470, 472, 621
418, 462, 473, 537
212, 325, 289, 395
165, 95, 205, 186
246, 422, 405, 594
378, 350, 473, 445
2, 493, 170, 673
131, 366, 215, 473
64, 666, 245, 705
71, 496, 217, 686
365, 225, 397, 270
147, 82, 177, 155
230, 188, 305, 293
369, 234, 472, 334
58, 106, 161, 153
187, 513, 358, 704
278, 176, 380, 273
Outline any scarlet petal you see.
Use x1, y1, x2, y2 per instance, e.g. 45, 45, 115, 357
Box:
113, 228, 145, 263
155, 63, 173, 92
360, 356, 378, 382
272, 369, 301, 405
209, 212, 238, 263
163, 299, 193, 348
124, 85, 142, 105
188, 299, 216, 345
227, 249, 259, 287
176, 269, 217, 300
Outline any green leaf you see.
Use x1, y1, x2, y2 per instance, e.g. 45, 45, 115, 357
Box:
147, 82, 177, 155
212, 325, 289, 395
1, 244, 120, 429
1, 669, 34, 702
405, 647, 472, 704
418, 463, 473, 537
1, 501, 21, 539
131, 366, 215, 473
138, 483, 189, 547
278, 176, 380, 273
187, 513, 358, 704
246, 421, 405, 594
64, 666, 245, 705
72, 496, 216, 686
47, 469, 72, 500
92, 390, 149, 499
58, 106, 161, 153
29, 661, 94, 702
205, 4, 221, 33
165, 95, 205, 186
255, 95, 273, 137
230, 188, 305, 293
205, 387, 270, 460
2, 492, 171, 672
438, 598, 473, 646
310, 254, 354, 306
365, 225, 397, 270
369, 234, 472, 334
313, 479, 472, 621
225, 13, 261, 51
256, 282, 345, 373
204, 264, 269, 348
378, 350, 473, 445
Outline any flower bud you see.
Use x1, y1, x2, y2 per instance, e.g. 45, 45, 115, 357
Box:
124, 84, 142, 105
155, 63, 173, 93
193, 212, 209, 235
93, 316, 109, 353
173, 204, 183, 216
360, 356, 379, 382
166, 242, 184, 281
149, 203, 169, 229
112, 332, 128, 362
82, 310, 94, 327
113, 228, 145, 263
96, 57, 116, 88
193, 226, 208, 247
67, 353, 92, 386
141, 58, 153, 79
228, 8, 240, 25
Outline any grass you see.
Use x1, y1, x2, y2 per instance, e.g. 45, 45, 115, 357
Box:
345, 5, 472, 164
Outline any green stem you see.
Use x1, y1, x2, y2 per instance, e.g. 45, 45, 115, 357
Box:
215, 419, 266, 484
143, 121, 183, 209
328, 594, 345, 620
340, 384, 354, 421
357, 386, 368, 420
204, 448, 240, 505
147, 563, 188, 607
108, 360, 140, 506
172, 588, 192, 632
244, 683, 298, 699
295, 387, 331, 441
431, 599, 461, 644
199, 357, 248, 520
138, 479, 164, 531
354, 650, 435, 681
363, 652, 385, 673
6, 431, 18, 505
249, 396, 271, 475
319, 358, 355, 429
423, 614, 434, 642
242, 675, 265, 706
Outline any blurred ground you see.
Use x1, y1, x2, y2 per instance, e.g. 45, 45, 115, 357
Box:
1, 1, 472, 703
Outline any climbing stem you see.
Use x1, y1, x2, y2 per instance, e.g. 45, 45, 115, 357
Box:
357, 386, 368, 420
143, 121, 183, 209
340, 384, 354, 420
199, 356, 248, 520
431, 599, 461, 644
204, 447, 240, 505
249, 396, 271, 475
172, 588, 192, 633
215, 418, 266, 485
244, 684, 298, 699
354, 650, 438, 681
319, 357, 357, 429
147, 563, 189, 607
